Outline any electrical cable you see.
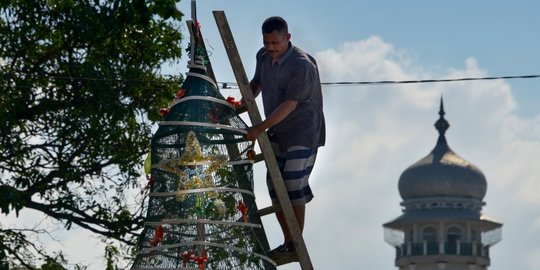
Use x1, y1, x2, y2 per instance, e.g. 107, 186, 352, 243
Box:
218, 74, 540, 89
1, 74, 539, 89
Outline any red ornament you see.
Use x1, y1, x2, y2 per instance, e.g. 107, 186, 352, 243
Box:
195, 21, 202, 39
159, 108, 169, 118
194, 254, 209, 270
208, 110, 218, 124
150, 225, 164, 247
181, 251, 195, 267
145, 174, 155, 190
237, 201, 248, 223
176, 88, 186, 99
226, 96, 242, 107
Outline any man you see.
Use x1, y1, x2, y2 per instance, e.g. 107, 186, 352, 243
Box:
245, 16, 325, 258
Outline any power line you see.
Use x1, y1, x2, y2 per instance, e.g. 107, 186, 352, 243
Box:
2, 74, 539, 89
220, 74, 540, 89
320, 74, 540, 86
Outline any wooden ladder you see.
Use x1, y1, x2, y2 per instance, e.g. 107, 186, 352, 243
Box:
211, 10, 314, 270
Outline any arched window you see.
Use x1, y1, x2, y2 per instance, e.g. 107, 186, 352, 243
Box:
422, 226, 437, 242
447, 227, 461, 243
446, 226, 462, 255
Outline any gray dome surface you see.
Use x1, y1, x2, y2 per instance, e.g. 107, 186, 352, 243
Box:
398, 142, 487, 200
398, 99, 487, 201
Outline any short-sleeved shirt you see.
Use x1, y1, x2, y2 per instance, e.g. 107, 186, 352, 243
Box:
252, 43, 326, 150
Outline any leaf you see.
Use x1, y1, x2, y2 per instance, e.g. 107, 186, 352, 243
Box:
144, 151, 152, 175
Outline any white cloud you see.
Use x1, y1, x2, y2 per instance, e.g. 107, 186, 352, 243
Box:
305, 36, 538, 270
317, 36, 397, 81
527, 249, 540, 270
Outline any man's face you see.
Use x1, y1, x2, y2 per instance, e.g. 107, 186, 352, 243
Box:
263, 30, 291, 60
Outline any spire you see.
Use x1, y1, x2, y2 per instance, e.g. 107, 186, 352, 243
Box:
434, 96, 450, 146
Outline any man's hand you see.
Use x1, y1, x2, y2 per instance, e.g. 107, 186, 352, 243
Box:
235, 98, 248, 114
245, 124, 264, 141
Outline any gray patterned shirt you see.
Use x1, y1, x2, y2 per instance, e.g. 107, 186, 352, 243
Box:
252, 43, 325, 150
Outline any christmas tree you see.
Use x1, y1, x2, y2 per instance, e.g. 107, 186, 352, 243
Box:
131, 21, 276, 270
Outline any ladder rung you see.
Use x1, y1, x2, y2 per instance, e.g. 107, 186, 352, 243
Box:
235, 105, 247, 114
257, 204, 281, 216
253, 153, 264, 163
273, 252, 299, 266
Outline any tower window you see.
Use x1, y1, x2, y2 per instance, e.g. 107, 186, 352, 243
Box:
422, 226, 437, 242
447, 226, 462, 243
446, 226, 462, 255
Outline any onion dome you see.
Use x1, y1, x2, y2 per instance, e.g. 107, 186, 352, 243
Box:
398, 99, 487, 201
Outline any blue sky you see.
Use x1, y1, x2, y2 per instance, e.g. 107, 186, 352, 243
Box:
174, 1, 540, 270
172, 1, 540, 115
6, 1, 540, 269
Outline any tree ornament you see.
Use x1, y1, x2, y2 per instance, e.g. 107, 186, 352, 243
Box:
150, 225, 164, 247
176, 88, 186, 99
226, 96, 242, 107
214, 199, 226, 216
237, 201, 248, 223
180, 131, 204, 163
194, 254, 209, 270
159, 108, 169, 118
181, 250, 195, 267
145, 174, 154, 190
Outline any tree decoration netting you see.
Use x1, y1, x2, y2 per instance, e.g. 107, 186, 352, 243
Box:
131, 44, 276, 269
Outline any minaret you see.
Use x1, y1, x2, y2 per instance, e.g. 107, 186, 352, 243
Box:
383, 99, 502, 270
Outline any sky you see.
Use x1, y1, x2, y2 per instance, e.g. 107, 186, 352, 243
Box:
4, 1, 540, 269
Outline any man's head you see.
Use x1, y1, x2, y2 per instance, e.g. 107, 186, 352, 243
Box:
261, 16, 291, 60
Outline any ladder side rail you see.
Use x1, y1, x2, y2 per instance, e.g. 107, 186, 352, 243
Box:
212, 10, 313, 270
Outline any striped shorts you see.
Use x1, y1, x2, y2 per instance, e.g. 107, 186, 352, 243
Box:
267, 143, 318, 206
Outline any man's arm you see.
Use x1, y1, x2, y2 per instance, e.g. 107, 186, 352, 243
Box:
250, 80, 261, 98
238, 80, 261, 112
245, 99, 298, 141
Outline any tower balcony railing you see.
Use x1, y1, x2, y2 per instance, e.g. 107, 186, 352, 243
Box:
395, 241, 489, 259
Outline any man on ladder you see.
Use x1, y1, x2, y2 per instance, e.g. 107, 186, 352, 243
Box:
244, 16, 326, 260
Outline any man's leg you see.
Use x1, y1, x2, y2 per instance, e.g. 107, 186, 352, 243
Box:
276, 205, 305, 244
267, 145, 316, 254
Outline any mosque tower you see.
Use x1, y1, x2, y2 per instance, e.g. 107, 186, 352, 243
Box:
383, 99, 502, 270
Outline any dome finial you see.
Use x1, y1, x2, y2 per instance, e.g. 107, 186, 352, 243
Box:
435, 96, 450, 136
439, 97, 445, 117
434, 96, 450, 144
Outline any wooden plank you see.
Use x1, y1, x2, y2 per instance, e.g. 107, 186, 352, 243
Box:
213, 10, 313, 270
257, 204, 281, 217
253, 153, 264, 163
273, 252, 300, 266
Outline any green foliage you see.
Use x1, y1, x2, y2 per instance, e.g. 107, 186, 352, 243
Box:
105, 244, 119, 270
39, 257, 67, 270
0, 0, 184, 267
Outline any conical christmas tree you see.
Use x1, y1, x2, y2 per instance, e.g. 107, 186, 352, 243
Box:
131, 22, 276, 270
